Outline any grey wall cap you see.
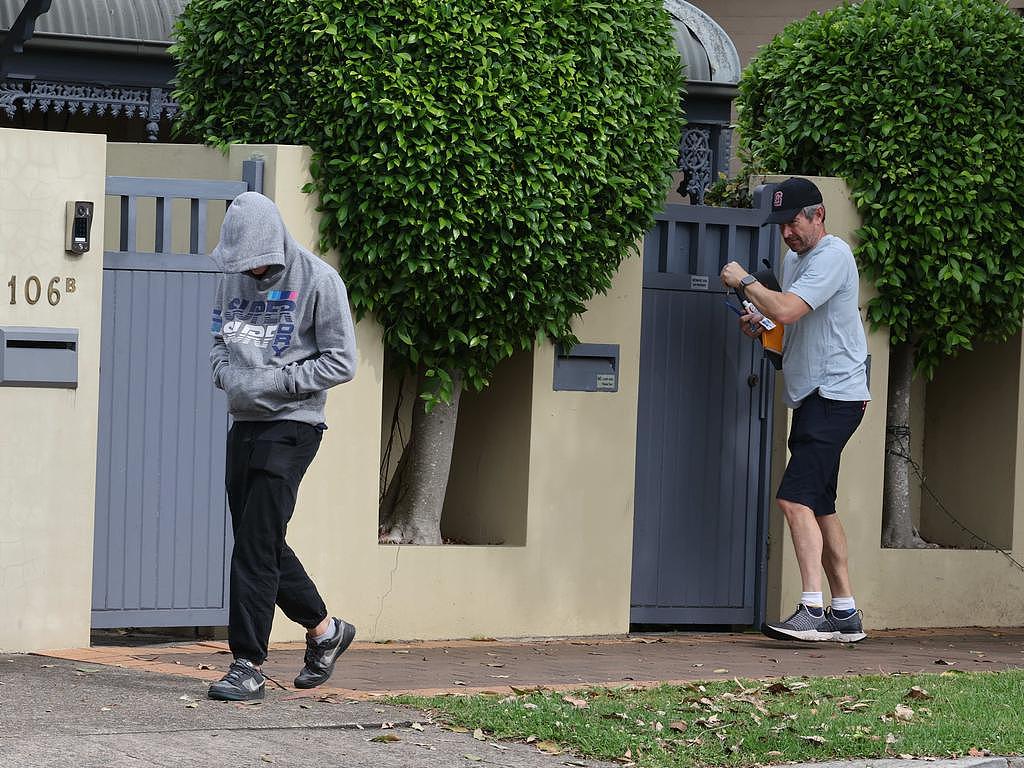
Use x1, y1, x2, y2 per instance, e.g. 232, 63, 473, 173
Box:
663, 0, 741, 84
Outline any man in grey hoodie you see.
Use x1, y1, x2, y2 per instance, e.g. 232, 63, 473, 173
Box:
206, 192, 357, 701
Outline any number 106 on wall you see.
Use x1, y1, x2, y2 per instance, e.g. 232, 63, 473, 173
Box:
7, 275, 77, 306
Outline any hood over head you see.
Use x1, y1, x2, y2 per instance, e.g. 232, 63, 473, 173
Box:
211, 191, 300, 273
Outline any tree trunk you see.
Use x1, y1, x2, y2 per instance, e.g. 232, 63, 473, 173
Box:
882, 340, 935, 548
378, 370, 463, 544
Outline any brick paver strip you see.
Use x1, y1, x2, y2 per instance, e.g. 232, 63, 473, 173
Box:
36, 627, 1024, 700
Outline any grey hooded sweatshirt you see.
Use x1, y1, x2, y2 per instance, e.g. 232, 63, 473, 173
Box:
209, 192, 356, 426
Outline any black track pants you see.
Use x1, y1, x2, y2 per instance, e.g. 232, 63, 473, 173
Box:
225, 420, 327, 665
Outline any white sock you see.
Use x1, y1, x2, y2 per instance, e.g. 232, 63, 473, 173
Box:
831, 596, 856, 613
801, 592, 824, 610
313, 618, 337, 644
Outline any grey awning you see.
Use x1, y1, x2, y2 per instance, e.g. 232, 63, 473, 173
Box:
0, 0, 184, 45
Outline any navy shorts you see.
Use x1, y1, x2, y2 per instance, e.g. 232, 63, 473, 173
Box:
776, 390, 866, 517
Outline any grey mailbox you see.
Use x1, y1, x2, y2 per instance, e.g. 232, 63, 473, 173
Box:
553, 343, 619, 392
0, 326, 79, 388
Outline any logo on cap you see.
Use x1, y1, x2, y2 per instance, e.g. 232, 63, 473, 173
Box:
773, 190, 784, 208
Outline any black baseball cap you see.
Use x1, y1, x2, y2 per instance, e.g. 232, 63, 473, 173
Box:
766, 177, 823, 223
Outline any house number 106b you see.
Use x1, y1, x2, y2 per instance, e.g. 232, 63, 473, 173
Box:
7, 275, 77, 306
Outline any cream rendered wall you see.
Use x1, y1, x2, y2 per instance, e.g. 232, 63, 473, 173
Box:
0, 129, 106, 652
766, 176, 1024, 628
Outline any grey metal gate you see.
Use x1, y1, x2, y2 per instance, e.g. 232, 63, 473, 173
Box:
91, 169, 258, 628
631, 187, 778, 626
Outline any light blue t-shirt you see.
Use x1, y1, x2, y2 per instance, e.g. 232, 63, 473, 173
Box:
781, 234, 871, 408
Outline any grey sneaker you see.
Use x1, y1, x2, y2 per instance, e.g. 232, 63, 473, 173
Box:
208, 658, 265, 701
762, 604, 832, 642
826, 608, 867, 643
293, 617, 356, 689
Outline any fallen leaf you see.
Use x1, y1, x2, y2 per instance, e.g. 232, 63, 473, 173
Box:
298, 703, 311, 710
799, 735, 827, 745
562, 695, 589, 709
713, 668, 729, 674
906, 686, 931, 700
934, 659, 956, 666
489, 743, 509, 751
473, 728, 486, 741
765, 682, 791, 694
526, 735, 537, 743
260, 756, 274, 764
485, 663, 505, 668
453, 680, 468, 686
536, 740, 563, 755
411, 722, 424, 731
523, 702, 538, 710
669, 721, 687, 733
463, 754, 483, 762
39, 664, 56, 669
511, 685, 546, 695
197, 664, 215, 671
895, 705, 915, 722
767, 751, 783, 757
885, 733, 898, 746
899, 754, 916, 760
969, 748, 993, 757
370, 734, 401, 743
636, 638, 664, 644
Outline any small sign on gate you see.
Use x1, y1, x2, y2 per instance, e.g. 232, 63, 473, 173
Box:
689, 275, 709, 290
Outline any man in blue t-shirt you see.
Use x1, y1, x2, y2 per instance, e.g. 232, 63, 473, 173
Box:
721, 177, 870, 643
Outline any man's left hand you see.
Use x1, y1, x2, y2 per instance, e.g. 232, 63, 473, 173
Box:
720, 261, 749, 289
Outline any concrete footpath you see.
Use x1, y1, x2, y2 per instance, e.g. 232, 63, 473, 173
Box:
1, 627, 1022, 767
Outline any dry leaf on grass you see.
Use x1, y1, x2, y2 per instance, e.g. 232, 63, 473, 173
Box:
536, 740, 563, 755
906, 686, 931, 700
799, 735, 827, 745
895, 704, 915, 722
969, 748, 993, 757
669, 721, 688, 733
473, 728, 486, 741
562, 695, 589, 709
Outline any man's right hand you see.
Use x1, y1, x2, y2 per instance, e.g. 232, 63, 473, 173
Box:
739, 312, 763, 339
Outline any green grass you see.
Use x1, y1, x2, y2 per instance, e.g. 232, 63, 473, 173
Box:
391, 670, 1024, 767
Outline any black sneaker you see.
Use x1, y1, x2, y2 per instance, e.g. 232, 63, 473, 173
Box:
208, 658, 265, 701
294, 617, 356, 689
825, 607, 867, 643
762, 603, 832, 642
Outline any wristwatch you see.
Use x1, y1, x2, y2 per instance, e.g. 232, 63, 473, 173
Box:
740, 274, 758, 287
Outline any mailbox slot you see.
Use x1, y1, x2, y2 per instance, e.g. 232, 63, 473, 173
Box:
553, 343, 619, 392
0, 326, 79, 388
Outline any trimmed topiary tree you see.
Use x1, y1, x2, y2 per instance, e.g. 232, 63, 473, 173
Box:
172, 0, 684, 543
735, 0, 1024, 547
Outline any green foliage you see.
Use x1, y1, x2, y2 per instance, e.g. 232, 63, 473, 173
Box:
172, 0, 683, 403
736, 0, 1024, 377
